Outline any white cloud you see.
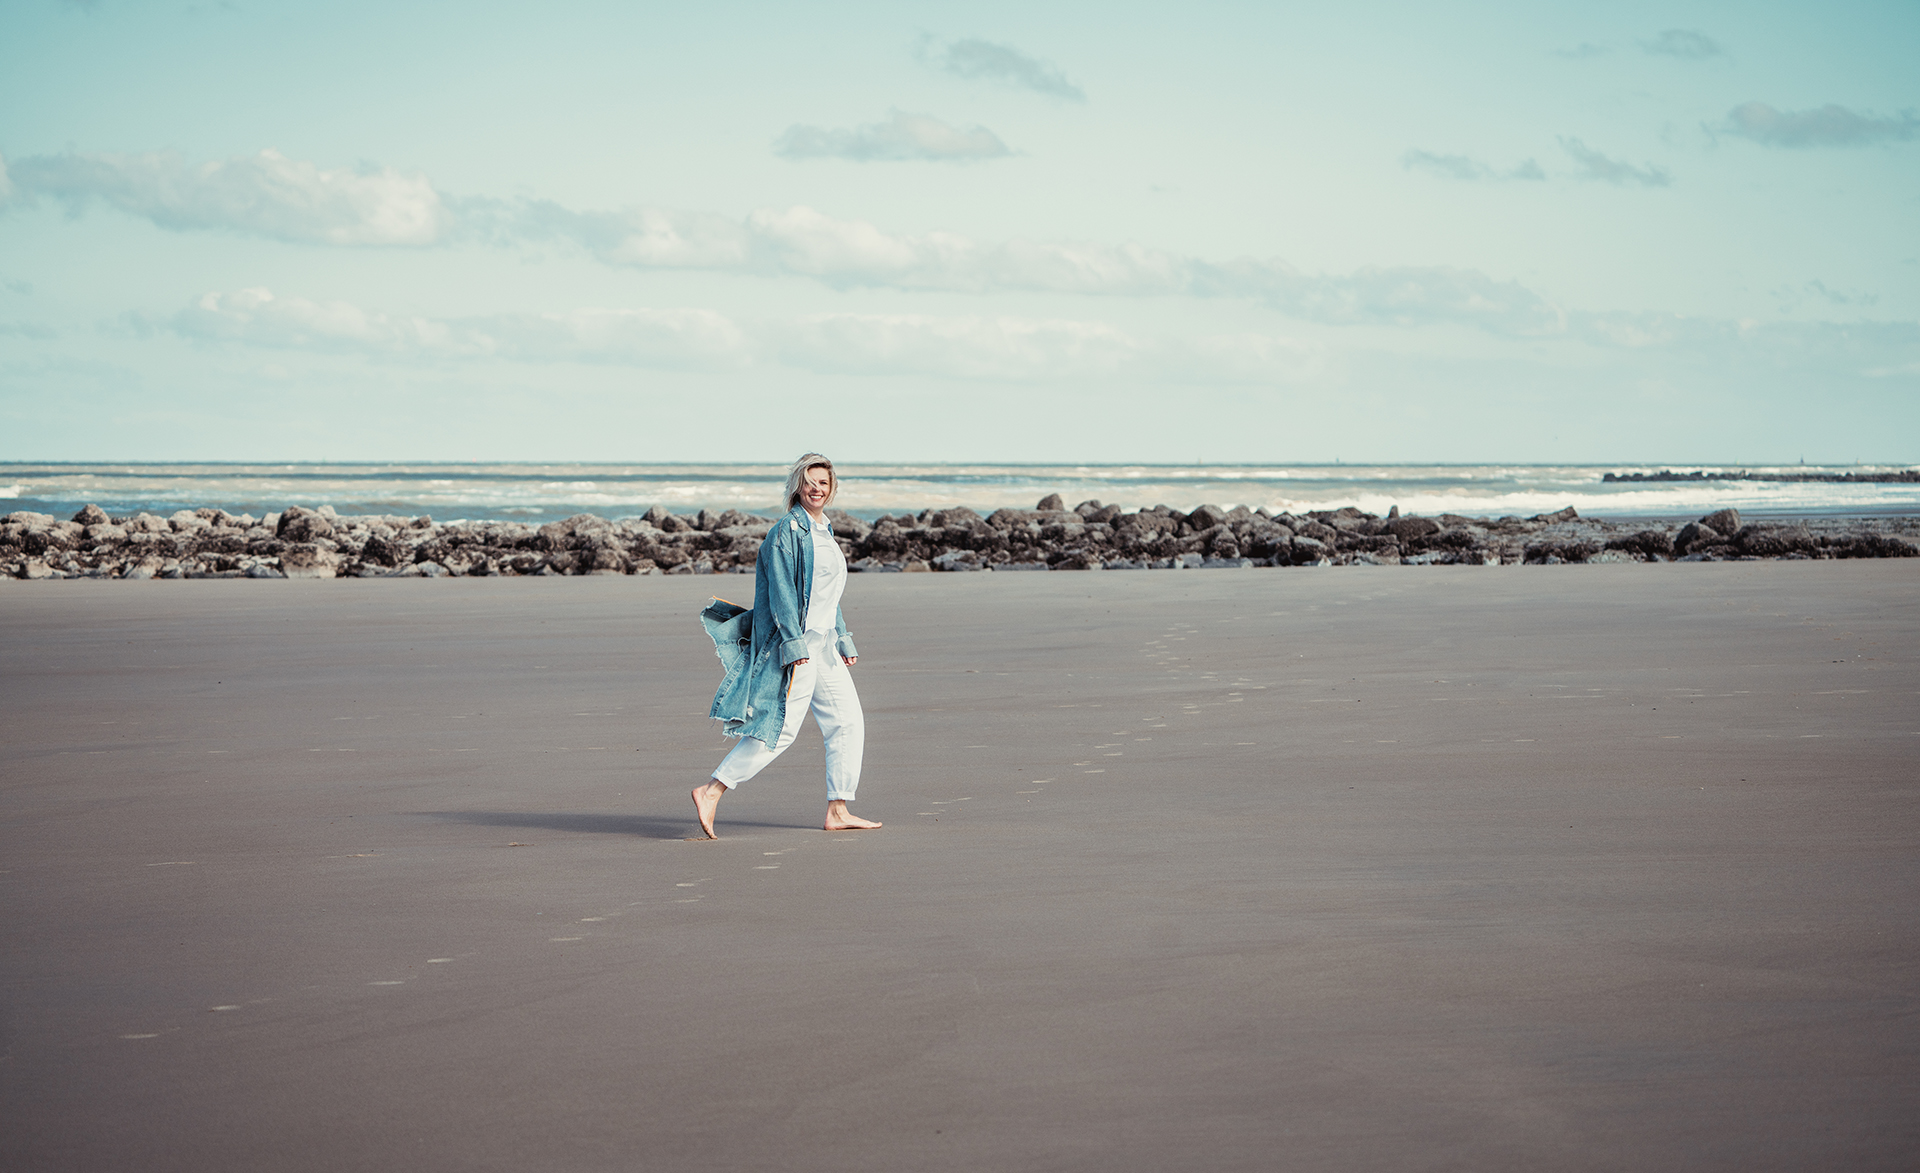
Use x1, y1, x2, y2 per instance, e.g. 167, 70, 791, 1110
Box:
1401, 149, 1545, 182
773, 109, 1012, 162
1720, 102, 1920, 149
8, 149, 450, 245
1638, 29, 1724, 59
923, 36, 1085, 101
166, 290, 1320, 383
173, 288, 749, 368
1558, 137, 1673, 187
9, 145, 1590, 339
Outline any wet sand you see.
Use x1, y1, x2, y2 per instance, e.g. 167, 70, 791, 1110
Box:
2, 564, 1916, 1172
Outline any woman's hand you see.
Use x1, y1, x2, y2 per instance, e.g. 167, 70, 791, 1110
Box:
844, 656, 857, 666
792, 658, 809, 666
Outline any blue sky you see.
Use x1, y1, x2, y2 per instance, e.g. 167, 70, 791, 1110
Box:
1, 0, 1914, 462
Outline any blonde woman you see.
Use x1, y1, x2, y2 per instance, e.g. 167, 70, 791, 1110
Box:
694, 454, 880, 838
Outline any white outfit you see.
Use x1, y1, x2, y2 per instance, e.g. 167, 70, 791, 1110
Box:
712, 517, 865, 801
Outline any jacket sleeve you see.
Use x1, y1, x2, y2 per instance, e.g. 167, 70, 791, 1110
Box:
834, 606, 858, 660
763, 520, 811, 665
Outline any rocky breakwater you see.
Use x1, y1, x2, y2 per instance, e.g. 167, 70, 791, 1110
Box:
3, 498, 1915, 580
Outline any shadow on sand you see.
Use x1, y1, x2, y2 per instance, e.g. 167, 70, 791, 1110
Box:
415, 810, 813, 840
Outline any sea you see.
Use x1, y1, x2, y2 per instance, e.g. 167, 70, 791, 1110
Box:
3, 462, 1916, 526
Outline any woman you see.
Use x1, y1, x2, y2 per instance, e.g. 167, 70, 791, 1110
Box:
693, 454, 881, 839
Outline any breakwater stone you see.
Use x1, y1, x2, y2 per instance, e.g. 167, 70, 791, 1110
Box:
2, 501, 1915, 579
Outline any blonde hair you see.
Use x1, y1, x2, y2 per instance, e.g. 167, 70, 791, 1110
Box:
784, 453, 837, 511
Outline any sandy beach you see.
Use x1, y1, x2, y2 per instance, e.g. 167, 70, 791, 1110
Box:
2, 563, 1916, 1172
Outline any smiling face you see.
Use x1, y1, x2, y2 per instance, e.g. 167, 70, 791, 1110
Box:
799, 464, 834, 515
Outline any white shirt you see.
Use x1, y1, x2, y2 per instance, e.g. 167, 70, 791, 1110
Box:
804, 515, 847, 648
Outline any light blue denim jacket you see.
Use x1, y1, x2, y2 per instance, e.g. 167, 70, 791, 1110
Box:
703, 507, 857, 745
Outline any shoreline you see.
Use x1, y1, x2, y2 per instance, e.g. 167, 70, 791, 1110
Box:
5, 497, 1916, 580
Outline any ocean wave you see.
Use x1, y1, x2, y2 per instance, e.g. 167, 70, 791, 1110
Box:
3, 462, 1916, 523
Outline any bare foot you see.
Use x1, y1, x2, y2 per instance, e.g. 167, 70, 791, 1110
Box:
824, 799, 881, 831
692, 779, 725, 839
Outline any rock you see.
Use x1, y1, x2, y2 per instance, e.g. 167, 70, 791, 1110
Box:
1290, 535, 1331, 562
22, 559, 54, 579
1187, 504, 1230, 529
1387, 505, 1400, 518
170, 510, 212, 532
72, 504, 111, 526
824, 509, 870, 540
417, 561, 449, 577
995, 561, 1049, 571
1735, 524, 1815, 557
1699, 508, 1741, 535
1673, 521, 1720, 555
1383, 516, 1440, 541
360, 534, 405, 567
1530, 506, 1579, 524
1585, 550, 1635, 563
932, 550, 984, 571
278, 544, 343, 579
1036, 493, 1065, 512
84, 523, 127, 545
1606, 530, 1674, 560
245, 562, 287, 578
902, 560, 933, 572
277, 506, 335, 543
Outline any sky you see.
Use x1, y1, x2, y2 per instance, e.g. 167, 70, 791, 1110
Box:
0, 0, 1914, 464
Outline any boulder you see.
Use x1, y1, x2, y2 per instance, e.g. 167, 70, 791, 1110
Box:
1735, 525, 1815, 557
72, 504, 111, 526
170, 510, 212, 532
278, 544, 343, 579
1530, 506, 1579, 524
277, 506, 336, 543
1606, 530, 1674, 560
1673, 521, 1719, 555
1699, 508, 1741, 536
1383, 516, 1441, 541
1187, 504, 1230, 529
1035, 493, 1065, 512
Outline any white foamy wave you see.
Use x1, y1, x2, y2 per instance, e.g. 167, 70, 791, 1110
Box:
3, 462, 1915, 523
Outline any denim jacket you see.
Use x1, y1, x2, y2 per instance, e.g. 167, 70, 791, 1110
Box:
703, 507, 858, 745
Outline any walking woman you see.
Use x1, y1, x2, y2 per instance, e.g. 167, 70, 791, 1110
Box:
693, 454, 881, 838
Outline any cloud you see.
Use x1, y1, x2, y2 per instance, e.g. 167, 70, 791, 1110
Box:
167, 289, 1318, 383
1400, 149, 1544, 182
1557, 137, 1672, 187
173, 288, 748, 368
1638, 29, 1723, 59
1719, 102, 1920, 149
11, 144, 1574, 339
6, 149, 450, 245
922, 36, 1085, 100
774, 109, 1012, 162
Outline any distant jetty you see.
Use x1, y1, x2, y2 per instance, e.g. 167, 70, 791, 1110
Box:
5, 497, 1916, 579
1603, 469, 1920, 484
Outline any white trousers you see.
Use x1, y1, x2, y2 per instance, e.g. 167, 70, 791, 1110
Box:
712, 645, 865, 802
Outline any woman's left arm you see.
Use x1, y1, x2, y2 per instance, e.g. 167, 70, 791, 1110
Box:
834, 606, 859, 665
